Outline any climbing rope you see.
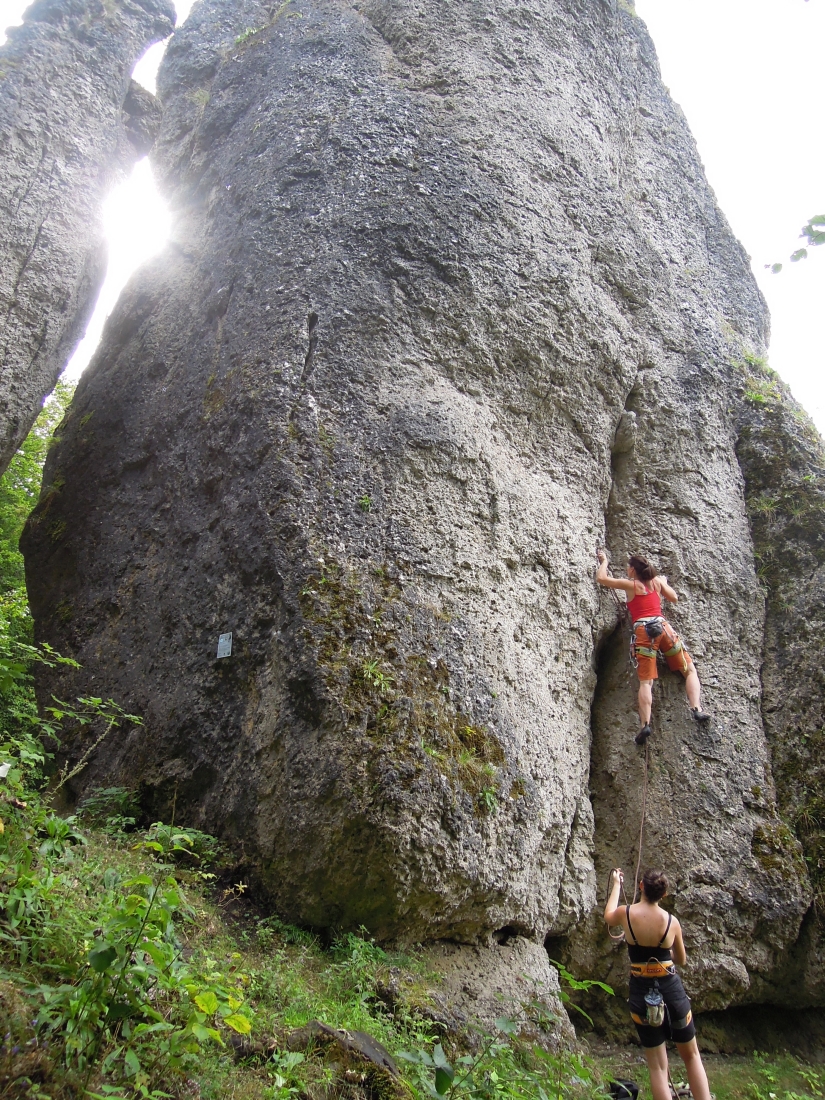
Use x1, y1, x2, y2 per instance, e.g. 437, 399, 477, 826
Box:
597, 549, 651, 934
597, 554, 693, 1097
633, 739, 650, 903
606, 739, 650, 940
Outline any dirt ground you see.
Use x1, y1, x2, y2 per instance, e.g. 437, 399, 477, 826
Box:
586, 1041, 824, 1100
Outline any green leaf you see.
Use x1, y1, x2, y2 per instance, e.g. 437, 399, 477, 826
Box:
432, 1045, 451, 1069
191, 1022, 223, 1045
223, 1012, 252, 1035
434, 1067, 454, 1096
791, 248, 808, 262
567, 1000, 595, 1026
194, 991, 218, 1015
495, 1016, 519, 1034
88, 943, 118, 972
124, 1048, 141, 1077
770, 263, 783, 273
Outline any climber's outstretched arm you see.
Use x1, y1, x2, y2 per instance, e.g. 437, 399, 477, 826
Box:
596, 551, 635, 595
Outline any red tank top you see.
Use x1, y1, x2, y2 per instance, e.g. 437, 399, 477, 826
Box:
628, 583, 662, 622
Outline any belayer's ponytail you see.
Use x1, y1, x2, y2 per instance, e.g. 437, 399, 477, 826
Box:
642, 869, 668, 902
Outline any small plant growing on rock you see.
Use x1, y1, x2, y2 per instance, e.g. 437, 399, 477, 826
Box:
233, 25, 264, 45
361, 659, 394, 694
479, 786, 499, 815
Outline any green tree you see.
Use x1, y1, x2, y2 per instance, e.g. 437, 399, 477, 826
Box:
0, 379, 74, 643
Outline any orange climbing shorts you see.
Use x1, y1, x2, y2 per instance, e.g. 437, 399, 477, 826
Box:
633, 619, 694, 682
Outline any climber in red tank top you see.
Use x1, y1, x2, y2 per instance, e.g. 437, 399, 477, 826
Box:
596, 550, 710, 744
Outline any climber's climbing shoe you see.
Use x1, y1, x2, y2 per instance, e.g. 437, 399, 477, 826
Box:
635, 724, 652, 745
691, 708, 711, 722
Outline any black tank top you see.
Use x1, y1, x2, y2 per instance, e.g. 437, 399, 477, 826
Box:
625, 905, 673, 963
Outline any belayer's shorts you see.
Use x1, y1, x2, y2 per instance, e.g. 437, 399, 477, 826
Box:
628, 972, 696, 1048
633, 619, 694, 682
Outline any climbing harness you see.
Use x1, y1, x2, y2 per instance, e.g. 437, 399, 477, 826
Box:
631, 617, 688, 674
630, 959, 675, 979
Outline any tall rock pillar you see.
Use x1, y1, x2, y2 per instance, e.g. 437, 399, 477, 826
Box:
21, 0, 818, 1018
0, 0, 174, 473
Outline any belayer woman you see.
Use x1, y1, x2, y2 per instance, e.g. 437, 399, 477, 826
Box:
604, 868, 711, 1100
596, 550, 709, 744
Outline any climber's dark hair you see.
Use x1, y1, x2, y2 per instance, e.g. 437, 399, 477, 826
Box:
642, 869, 668, 902
628, 554, 656, 583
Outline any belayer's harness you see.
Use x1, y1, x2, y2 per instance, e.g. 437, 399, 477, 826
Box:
626, 907, 674, 1028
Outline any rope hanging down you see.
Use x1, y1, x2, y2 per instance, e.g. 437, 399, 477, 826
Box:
596, 549, 650, 937
606, 739, 650, 941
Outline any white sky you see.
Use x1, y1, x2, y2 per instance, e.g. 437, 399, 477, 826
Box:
635, 0, 825, 429
1, 0, 823, 430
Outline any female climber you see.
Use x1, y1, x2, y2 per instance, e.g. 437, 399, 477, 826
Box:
596, 550, 709, 744
604, 868, 712, 1100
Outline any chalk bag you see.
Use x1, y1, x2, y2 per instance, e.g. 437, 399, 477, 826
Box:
644, 981, 665, 1027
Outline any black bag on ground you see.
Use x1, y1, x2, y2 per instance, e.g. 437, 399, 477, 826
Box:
609, 1081, 640, 1100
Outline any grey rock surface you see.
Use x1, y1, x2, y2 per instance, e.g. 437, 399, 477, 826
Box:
420, 937, 575, 1045
732, 365, 825, 1008
20, 0, 821, 1016
0, 0, 175, 475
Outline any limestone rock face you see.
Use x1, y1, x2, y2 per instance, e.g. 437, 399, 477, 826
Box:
0, 0, 175, 474
420, 937, 575, 1045
732, 368, 825, 1008
21, 0, 821, 1014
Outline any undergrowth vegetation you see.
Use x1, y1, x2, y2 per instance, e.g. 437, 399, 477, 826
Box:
0, 760, 609, 1099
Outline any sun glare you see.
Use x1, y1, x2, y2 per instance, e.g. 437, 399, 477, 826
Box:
63, 158, 171, 381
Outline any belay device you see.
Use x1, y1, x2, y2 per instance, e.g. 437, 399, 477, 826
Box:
644, 981, 665, 1027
